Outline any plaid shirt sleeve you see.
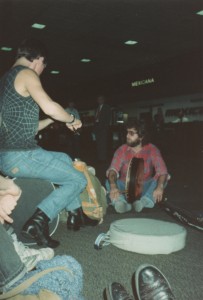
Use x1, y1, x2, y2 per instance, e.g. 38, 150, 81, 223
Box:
150, 144, 168, 180
106, 145, 127, 179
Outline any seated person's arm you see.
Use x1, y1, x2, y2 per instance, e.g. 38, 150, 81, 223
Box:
153, 174, 167, 203
108, 170, 120, 201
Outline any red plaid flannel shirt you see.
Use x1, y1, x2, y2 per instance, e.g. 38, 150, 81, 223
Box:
106, 143, 168, 183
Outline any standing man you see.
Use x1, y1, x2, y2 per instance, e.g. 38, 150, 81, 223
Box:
106, 119, 169, 213
94, 95, 111, 162
0, 38, 97, 248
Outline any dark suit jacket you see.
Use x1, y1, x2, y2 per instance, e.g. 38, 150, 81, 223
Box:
95, 103, 111, 128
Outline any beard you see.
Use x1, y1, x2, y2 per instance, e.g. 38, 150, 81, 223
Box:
127, 138, 142, 148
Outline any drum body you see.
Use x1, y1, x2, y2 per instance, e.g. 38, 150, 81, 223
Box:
109, 218, 187, 254
125, 157, 144, 203
11, 178, 59, 245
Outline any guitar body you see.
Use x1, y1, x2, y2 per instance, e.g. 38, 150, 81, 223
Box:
160, 200, 203, 231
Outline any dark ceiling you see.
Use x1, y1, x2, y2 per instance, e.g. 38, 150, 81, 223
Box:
0, 0, 202, 109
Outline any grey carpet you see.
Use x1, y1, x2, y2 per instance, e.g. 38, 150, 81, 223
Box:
54, 205, 203, 300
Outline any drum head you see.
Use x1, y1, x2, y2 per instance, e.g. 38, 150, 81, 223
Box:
11, 178, 59, 245
109, 218, 187, 254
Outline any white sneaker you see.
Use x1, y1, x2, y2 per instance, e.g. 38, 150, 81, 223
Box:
114, 201, 132, 213
22, 255, 39, 272
133, 197, 148, 212
11, 233, 54, 271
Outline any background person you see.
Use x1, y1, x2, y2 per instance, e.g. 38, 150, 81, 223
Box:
94, 95, 111, 162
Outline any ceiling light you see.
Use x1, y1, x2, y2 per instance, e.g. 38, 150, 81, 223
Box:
1, 47, 12, 51
196, 10, 203, 15
31, 23, 46, 29
51, 70, 60, 74
124, 40, 138, 45
80, 58, 91, 63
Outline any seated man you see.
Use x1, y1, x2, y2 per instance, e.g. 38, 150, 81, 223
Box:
0, 176, 84, 299
106, 119, 169, 213
0, 38, 97, 249
0, 175, 54, 292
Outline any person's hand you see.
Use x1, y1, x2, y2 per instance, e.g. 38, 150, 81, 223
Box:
109, 187, 120, 202
0, 193, 21, 224
66, 118, 82, 131
0, 178, 21, 224
153, 186, 164, 203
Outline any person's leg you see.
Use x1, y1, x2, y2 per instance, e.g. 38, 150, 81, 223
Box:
105, 180, 132, 213
0, 224, 26, 294
135, 264, 175, 300
134, 179, 157, 212
0, 149, 86, 219
0, 149, 87, 247
11, 232, 54, 270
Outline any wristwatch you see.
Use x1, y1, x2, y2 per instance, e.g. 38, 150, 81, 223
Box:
66, 113, 75, 124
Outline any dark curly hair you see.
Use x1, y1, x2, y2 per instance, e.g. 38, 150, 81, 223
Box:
16, 38, 48, 65
126, 118, 150, 145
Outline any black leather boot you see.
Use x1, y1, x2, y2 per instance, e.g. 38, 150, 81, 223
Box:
67, 207, 99, 231
21, 209, 60, 248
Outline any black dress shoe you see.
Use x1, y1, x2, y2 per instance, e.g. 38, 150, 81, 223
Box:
67, 207, 99, 231
135, 264, 175, 300
106, 282, 134, 300
21, 209, 60, 248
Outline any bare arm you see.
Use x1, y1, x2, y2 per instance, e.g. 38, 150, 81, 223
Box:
38, 118, 54, 132
18, 69, 82, 130
108, 170, 120, 201
153, 174, 167, 203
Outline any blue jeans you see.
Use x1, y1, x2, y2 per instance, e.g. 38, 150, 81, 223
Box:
0, 224, 26, 293
105, 178, 160, 208
0, 148, 87, 221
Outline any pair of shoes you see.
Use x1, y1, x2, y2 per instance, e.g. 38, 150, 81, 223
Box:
11, 233, 54, 271
136, 264, 175, 300
21, 209, 60, 248
133, 197, 148, 213
107, 265, 175, 300
106, 282, 134, 300
67, 207, 99, 231
114, 201, 132, 213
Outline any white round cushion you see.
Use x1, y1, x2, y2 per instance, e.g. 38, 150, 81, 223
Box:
109, 218, 187, 254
